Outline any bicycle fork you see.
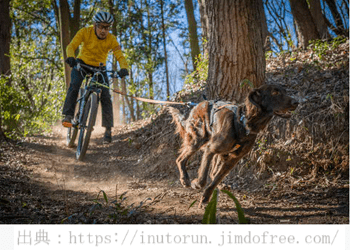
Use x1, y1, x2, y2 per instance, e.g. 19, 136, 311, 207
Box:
77, 88, 101, 129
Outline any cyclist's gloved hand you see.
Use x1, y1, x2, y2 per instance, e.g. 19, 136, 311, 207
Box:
118, 68, 129, 78
65, 57, 77, 68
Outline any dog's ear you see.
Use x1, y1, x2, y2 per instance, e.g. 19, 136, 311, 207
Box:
248, 89, 262, 112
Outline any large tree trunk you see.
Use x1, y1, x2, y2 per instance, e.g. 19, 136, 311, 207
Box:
309, 0, 330, 39
184, 0, 200, 71
205, 0, 266, 103
289, 0, 320, 49
197, 0, 209, 54
59, 0, 72, 89
0, 0, 11, 78
160, 0, 170, 100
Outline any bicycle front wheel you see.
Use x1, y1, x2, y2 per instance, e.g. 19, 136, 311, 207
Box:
66, 126, 78, 148
76, 92, 98, 161
67, 88, 84, 148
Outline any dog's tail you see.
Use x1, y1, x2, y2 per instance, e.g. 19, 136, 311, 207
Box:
167, 107, 186, 139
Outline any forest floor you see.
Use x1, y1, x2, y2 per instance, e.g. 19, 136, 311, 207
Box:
0, 39, 349, 224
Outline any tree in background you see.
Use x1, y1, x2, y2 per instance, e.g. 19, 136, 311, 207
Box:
0, 0, 11, 140
184, 0, 200, 71
264, 0, 348, 52
108, 0, 122, 124
264, 0, 297, 51
324, 0, 348, 37
57, 0, 71, 88
197, 0, 208, 54
309, 0, 330, 39
0, 0, 11, 78
160, 0, 170, 100
52, 0, 81, 89
0, 0, 66, 138
205, 0, 266, 103
289, 0, 320, 49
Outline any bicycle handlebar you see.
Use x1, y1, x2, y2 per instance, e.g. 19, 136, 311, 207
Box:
76, 62, 122, 79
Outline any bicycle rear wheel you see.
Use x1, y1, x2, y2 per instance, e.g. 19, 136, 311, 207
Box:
76, 92, 98, 161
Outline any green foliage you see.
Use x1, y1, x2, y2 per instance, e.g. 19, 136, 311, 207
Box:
0, 36, 65, 138
308, 37, 347, 60
221, 190, 248, 224
257, 139, 267, 154
188, 199, 197, 209
88, 190, 151, 223
201, 189, 248, 224
185, 52, 208, 87
0, 0, 66, 139
202, 189, 218, 224
0, 75, 64, 138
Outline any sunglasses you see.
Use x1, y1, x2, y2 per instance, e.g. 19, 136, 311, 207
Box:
96, 24, 111, 31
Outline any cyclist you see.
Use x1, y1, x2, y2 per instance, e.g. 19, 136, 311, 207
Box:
62, 11, 129, 143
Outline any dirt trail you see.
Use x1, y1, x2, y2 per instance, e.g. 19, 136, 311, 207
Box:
15, 123, 207, 224
1, 40, 349, 224
2, 115, 346, 224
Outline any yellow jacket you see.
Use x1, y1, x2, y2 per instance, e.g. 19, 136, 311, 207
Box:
66, 26, 128, 69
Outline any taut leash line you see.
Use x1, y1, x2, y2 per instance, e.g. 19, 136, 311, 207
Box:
94, 82, 198, 107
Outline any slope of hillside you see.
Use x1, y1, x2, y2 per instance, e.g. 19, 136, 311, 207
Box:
0, 39, 348, 224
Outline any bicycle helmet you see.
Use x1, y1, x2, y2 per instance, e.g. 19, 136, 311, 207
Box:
93, 11, 114, 24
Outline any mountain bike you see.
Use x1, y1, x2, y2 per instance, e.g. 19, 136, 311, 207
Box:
66, 62, 119, 161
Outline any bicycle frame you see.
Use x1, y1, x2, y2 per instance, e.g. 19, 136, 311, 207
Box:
74, 63, 116, 128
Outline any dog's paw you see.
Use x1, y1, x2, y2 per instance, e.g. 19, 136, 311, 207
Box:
198, 196, 209, 209
191, 178, 204, 190
179, 178, 191, 188
217, 183, 231, 191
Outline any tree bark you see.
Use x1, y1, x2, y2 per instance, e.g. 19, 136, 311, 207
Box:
197, 0, 209, 54
112, 60, 120, 125
0, 0, 11, 140
109, 0, 120, 124
184, 0, 200, 70
309, 0, 330, 39
0, 0, 11, 79
129, 67, 136, 121
205, 0, 266, 103
121, 78, 135, 122
289, 0, 320, 49
0, 114, 7, 141
70, 0, 81, 41
259, 1, 270, 51
145, 0, 154, 99
160, 0, 170, 100
59, 0, 71, 89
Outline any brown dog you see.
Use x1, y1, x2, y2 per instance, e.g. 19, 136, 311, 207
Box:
168, 84, 299, 205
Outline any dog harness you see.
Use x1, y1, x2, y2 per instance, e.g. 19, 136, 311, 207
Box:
208, 100, 252, 135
